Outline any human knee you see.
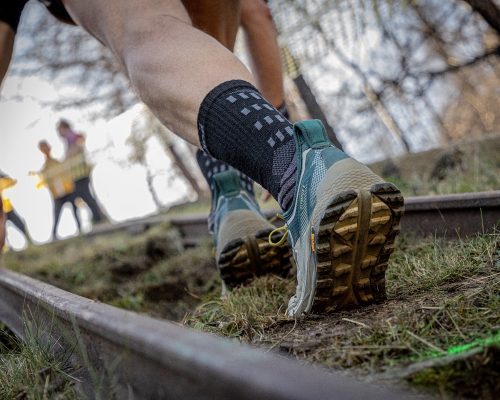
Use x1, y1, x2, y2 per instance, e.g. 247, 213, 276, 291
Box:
240, 0, 274, 30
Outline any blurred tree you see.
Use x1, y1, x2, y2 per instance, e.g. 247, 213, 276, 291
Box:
410, 2, 500, 140
130, 107, 208, 200
13, 2, 134, 117
126, 128, 165, 211
8, 0, 500, 163
461, 0, 500, 36
270, 0, 500, 158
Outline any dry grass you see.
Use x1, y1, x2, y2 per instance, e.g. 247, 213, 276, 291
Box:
184, 275, 294, 340
3, 225, 220, 321
185, 233, 500, 397
0, 323, 80, 399
2, 147, 499, 397
371, 134, 500, 197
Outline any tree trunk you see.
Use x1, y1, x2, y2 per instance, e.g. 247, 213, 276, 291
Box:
293, 74, 344, 150
462, 0, 500, 36
145, 168, 164, 211
281, 47, 344, 150
412, 3, 495, 135
361, 83, 412, 152
332, 46, 412, 152
421, 94, 454, 144
167, 143, 207, 199
149, 115, 209, 199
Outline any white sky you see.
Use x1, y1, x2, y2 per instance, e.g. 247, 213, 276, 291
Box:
1, 74, 191, 250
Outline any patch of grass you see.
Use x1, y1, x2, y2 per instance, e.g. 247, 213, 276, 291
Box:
387, 233, 499, 296
372, 135, 500, 197
408, 346, 500, 399
185, 275, 293, 340
385, 158, 500, 196
186, 233, 499, 396
3, 225, 219, 321
3, 157, 499, 399
0, 325, 80, 399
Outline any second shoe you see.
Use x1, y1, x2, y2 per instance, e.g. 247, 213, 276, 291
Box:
212, 170, 292, 291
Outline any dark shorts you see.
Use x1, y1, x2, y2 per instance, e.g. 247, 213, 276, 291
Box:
0, 0, 28, 32
39, 0, 75, 25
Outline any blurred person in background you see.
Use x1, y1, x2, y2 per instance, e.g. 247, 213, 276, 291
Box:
57, 119, 106, 225
35, 140, 81, 240
0, 171, 32, 247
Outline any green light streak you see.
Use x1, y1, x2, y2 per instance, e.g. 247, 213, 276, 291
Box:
426, 331, 500, 359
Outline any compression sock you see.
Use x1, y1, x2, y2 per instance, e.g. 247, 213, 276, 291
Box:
196, 101, 290, 196
198, 80, 296, 211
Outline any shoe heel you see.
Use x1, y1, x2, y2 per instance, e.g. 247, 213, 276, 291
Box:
218, 228, 292, 289
312, 184, 404, 312
366, 183, 404, 303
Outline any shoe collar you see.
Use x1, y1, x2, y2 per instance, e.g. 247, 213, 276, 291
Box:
213, 170, 242, 199
282, 120, 332, 223
211, 170, 260, 236
295, 119, 332, 150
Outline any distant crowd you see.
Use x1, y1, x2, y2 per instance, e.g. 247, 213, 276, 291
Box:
1, 119, 106, 248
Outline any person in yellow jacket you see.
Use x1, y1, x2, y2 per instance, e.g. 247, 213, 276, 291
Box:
0, 171, 32, 245
37, 141, 81, 240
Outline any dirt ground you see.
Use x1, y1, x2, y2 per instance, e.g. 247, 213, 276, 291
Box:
2, 136, 499, 399
3, 230, 499, 399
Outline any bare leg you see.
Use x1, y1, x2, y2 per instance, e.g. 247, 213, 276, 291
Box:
61, 0, 254, 146
182, 1, 241, 51
240, 0, 285, 107
0, 21, 15, 86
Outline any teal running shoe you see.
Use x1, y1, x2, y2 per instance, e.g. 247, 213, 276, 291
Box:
280, 120, 404, 317
211, 170, 291, 290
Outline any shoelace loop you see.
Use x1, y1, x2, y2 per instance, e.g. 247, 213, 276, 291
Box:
268, 214, 289, 246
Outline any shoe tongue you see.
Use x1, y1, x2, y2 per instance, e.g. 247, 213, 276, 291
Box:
213, 170, 241, 196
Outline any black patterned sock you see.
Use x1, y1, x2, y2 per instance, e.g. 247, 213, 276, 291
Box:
196, 149, 255, 232
198, 80, 296, 211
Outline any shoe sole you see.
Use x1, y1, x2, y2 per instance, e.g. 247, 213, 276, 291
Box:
218, 228, 292, 289
312, 182, 404, 312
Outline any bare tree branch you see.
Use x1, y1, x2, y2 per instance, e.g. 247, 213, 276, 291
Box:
461, 0, 500, 36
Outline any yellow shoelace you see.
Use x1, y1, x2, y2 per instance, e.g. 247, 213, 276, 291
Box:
268, 214, 289, 246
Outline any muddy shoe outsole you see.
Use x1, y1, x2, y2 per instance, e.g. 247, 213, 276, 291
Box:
312, 182, 404, 313
218, 228, 292, 289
